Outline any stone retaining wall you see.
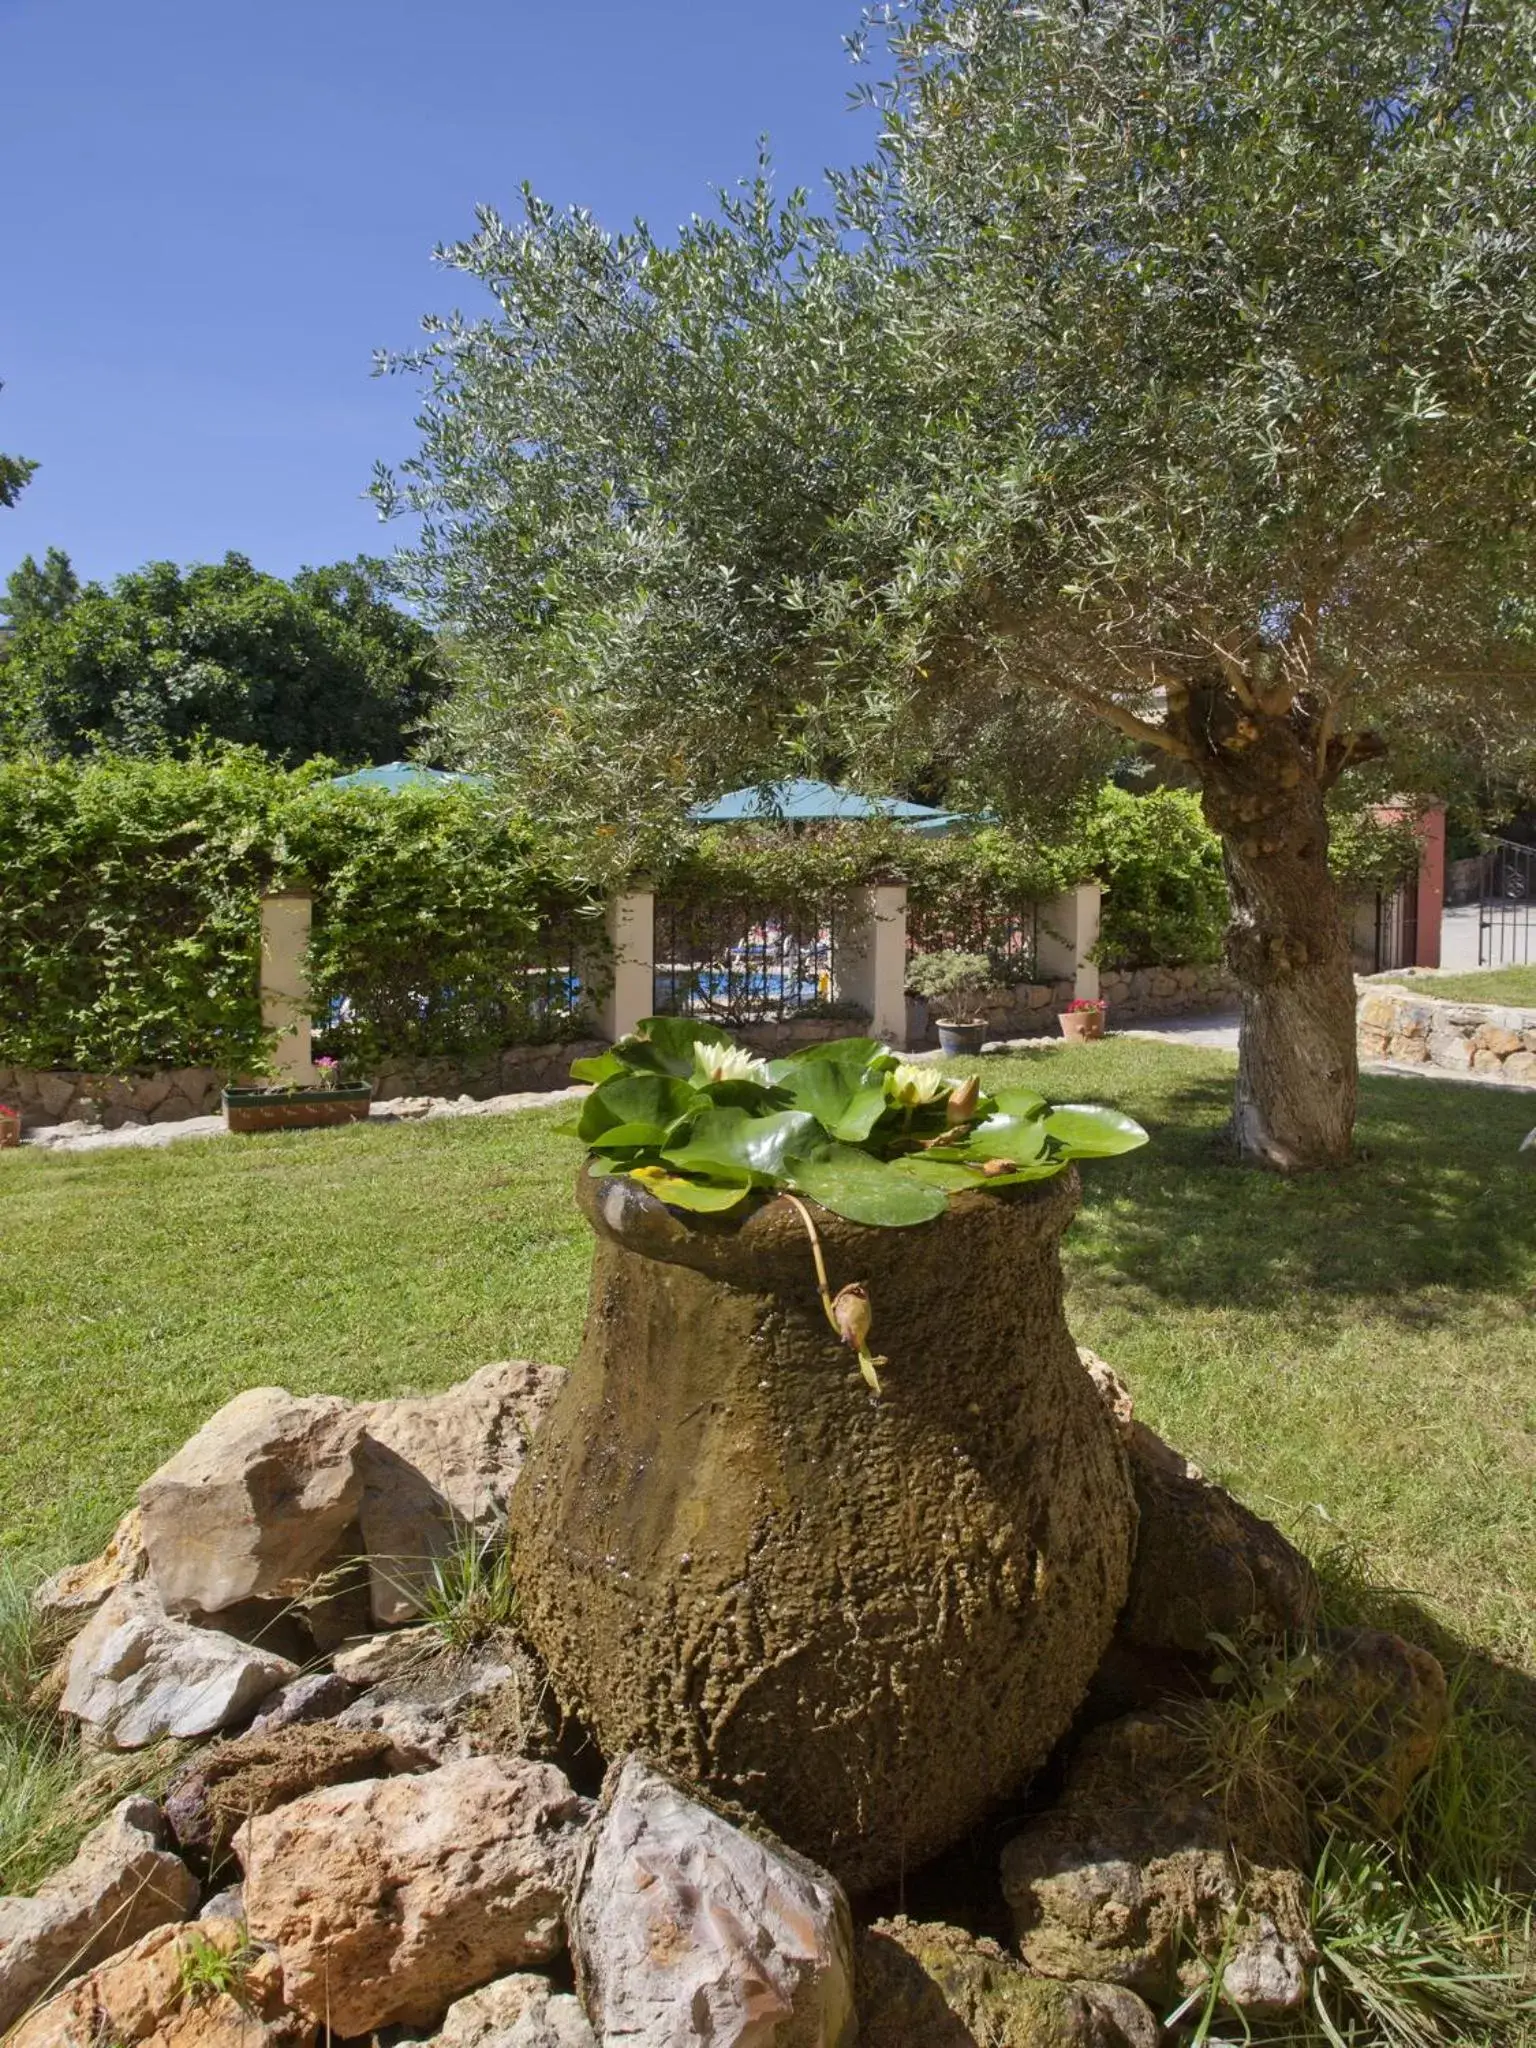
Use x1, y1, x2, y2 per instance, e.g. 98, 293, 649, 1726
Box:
1357, 983, 1536, 1083
0, 1065, 226, 1129
907, 962, 1232, 1048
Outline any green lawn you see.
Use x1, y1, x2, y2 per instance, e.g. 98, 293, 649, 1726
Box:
2, 1037, 1531, 1694
1400, 964, 1536, 1007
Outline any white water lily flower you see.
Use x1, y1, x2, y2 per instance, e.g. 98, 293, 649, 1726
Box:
887, 1061, 957, 1107
693, 1042, 775, 1087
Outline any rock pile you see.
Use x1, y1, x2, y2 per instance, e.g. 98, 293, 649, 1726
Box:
2, 1345, 1448, 2047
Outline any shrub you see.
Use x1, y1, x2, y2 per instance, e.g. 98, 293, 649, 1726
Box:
1083, 786, 1228, 970
904, 950, 995, 1018
0, 751, 603, 1074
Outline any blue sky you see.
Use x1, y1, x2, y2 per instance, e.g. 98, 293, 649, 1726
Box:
0, 1, 868, 592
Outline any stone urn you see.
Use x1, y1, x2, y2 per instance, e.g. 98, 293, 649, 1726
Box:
507, 1167, 1137, 1892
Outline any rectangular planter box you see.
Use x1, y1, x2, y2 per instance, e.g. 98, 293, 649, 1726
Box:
222, 1084, 372, 1134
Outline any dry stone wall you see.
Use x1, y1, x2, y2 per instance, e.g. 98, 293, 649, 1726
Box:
1357, 983, 1536, 1083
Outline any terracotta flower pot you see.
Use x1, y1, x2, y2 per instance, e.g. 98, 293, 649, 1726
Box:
222, 1084, 372, 1134
0, 1110, 20, 1149
508, 1168, 1136, 1892
1058, 1007, 1106, 1043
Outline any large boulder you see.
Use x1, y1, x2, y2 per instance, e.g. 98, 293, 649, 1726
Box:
1280, 1625, 1449, 1834
510, 1173, 1136, 1890
855, 1919, 1158, 2048
236, 1758, 591, 2036
572, 1758, 854, 2048
0, 1800, 198, 2031
5, 1919, 313, 2048
432, 1973, 595, 2048
1079, 1349, 1318, 1666
164, 1723, 396, 1857
358, 1361, 566, 1625
30, 1510, 147, 1635
1000, 1711, 1314, 2015
138, 1388, 365, 1617
60, 1584, 297, 1749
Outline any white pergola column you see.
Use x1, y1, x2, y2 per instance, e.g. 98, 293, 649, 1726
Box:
259, 888, 318, 1085
1037, 881, 1103, 1003
600, 885, 655, 1042
836, 882, 910, 1048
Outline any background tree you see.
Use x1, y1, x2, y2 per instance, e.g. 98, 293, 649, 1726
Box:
2, 547, 80, 629
0, 552, 446, 767
0, 380, 36, 509
380, 0, 1536, 1167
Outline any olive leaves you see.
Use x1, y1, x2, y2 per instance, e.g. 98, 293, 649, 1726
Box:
561, 1020, 1147, 1226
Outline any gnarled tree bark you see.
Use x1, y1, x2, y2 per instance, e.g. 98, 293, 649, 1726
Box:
1171, 686, 1360, 1171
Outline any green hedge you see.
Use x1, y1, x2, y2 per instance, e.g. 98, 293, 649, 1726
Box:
0, 756, 1423, 1075
0, 753, 601, 1074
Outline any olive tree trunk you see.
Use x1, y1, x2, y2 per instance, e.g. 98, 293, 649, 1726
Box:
508, 1169, 1136, 1893
1193, 712, 1359, 1171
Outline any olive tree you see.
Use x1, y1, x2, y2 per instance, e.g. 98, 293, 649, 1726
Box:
380, 0, 1536, 1167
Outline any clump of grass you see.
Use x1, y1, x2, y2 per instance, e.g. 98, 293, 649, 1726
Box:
0, 1563, 179, 1896
176, 1927, 258, 2008
381, 1526, 521, 1652
1304, 1836, 1535, 2048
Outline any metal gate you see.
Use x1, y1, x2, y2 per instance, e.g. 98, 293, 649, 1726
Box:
1478, 838, 1535, 967
1351, 877, 1419, 976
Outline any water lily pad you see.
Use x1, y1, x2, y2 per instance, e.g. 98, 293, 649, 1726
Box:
1042, 1105, 1150, 1156
663, 1107, 823, 1183
785, 1143, 948, 1226
577, 1072, 704, 1144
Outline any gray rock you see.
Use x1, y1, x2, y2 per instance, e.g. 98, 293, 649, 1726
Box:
139, 1387, 366, 1617
60, 1583, 297, 1748
0, 1798, 198, 2031
358, 1361, 566, 1625
247, 1669, 358, 1733
333, 1638, 531, 1770
434, 1973, 595, 2048
199, 1886, 245, 1924
573, 1756, 854, 2047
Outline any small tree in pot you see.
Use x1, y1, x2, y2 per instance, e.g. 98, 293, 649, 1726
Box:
509, 1020, 1148, 1890
905, 949, 995, 1054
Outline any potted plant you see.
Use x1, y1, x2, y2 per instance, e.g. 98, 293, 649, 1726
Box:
1058, 996, 1108, 1043
0, 1103, 19, 1149
222, 1056, 372, 1135
509, 1020, 1148, 1891
905, 948, 995, 1054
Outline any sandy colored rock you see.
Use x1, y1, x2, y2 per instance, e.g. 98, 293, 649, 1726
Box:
359, 1361, 566, 1625
1293, 1627, 1448, 1832
164, 1722, 396, 1855
434, 1973, 595, 2048
855, 1919, 1157, 2047
1001, 1711, 1313, 2011
511, 1172, 1135, 1890
573, 1757, 854, 2048
139, 1387, 365, 1616
1472, 1023, 1524, 1057
6, 1918, 313, 2048
1117, 1421, 1318, 1656
237, 1757, 590, 2036
31, 1510, 147, 1632
61, 1584, 297, 1749
0, 1800, 197, 2031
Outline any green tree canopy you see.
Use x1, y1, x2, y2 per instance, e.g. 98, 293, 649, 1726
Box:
0, 552, 447, 767
2, 547, 81, 630
380, 0, 1536, 1165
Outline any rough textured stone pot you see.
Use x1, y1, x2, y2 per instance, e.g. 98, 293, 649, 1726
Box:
507, 1167, 1137, 1893
222, 1084, 372, 1134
